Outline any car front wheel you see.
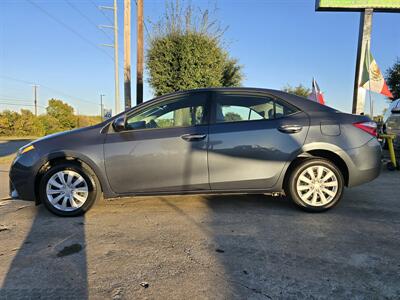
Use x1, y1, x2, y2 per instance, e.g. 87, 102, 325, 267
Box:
39, 162, 100, 217
287, 158, 344, 212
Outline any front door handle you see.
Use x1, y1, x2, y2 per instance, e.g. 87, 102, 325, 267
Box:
181, 134, 207, 141
278, 125, 302, 134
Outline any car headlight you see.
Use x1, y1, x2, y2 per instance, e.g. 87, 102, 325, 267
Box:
19, 144, 35, 155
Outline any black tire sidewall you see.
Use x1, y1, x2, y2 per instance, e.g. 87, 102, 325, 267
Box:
39, 163, 99, 217
288, 158, 344, 212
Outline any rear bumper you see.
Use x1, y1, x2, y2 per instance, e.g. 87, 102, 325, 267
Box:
337, 138, 382, 188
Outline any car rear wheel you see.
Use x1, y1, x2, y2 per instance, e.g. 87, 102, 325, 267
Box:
39, 162, 100, 217
287, 158, 344, 212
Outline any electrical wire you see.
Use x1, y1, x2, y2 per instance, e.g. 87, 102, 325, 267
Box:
134, 0, 150, 36
0, 101, 46, 109
26, 0, 114, 62
65, 0, 113, 42
89, 0, 114, 24
0, 75, 99, 106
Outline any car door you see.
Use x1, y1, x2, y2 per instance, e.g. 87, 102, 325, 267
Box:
104, 91, 210, 194
208, 91, 309, 190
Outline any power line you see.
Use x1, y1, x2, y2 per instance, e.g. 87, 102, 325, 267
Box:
0, 101, 46, 109
89, 0, 113, 24
0, 95, 32, 102
26, 0, 114, 62
134, 0, 150, 36
65, 0, 113, 42
0, 75, 98, 106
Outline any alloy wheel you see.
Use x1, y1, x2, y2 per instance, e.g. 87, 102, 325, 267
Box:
46, 170, 89, 212
296, 165, 338, 206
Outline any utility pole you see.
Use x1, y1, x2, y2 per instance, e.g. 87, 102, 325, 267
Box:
76, 108, 80, 127
100, 94, 105, 120
136, 0, 143, 105
99, 1, 120, 115
124, 0, 132, 110
113, 0, 120, 114
32, 84, 38, 116
352, 9, 373, 115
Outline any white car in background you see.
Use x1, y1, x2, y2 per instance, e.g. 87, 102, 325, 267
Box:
382, 99, 400, 151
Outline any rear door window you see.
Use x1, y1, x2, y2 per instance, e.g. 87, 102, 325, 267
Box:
213, 93, 297, 124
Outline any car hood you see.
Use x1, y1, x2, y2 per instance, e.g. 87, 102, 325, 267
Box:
30, 125, 100, 147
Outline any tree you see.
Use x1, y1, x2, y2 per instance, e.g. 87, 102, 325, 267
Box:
146, 0, 243, 96
385, 58, 400, 100
14, 109, 44, 136
224, 112, 242, 122
46, 99, 76, 131
38, 115, 60, 135
0, 110, 19, 136
282, 84, 311, 98
0, 109, 44, 136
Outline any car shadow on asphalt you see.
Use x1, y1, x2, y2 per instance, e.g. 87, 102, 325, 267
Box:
200, 185, 400, 298
0, 205, 88, 299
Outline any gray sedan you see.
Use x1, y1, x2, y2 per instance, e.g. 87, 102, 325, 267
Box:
9, 88, 381, 216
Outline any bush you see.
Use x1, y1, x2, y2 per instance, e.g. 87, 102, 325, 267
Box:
146, 0, 243, 96
0, 99, 102, 137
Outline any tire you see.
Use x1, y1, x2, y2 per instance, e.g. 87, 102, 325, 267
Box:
39, 162, 101, 217
287, 158, 344, 212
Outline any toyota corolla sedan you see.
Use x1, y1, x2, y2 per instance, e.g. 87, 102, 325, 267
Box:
9, 88, 381, 216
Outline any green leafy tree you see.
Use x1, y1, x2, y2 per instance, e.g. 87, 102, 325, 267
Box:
385, 58, 400, 100
0, 99, 103, 137
146, 0, 243, 96
14, 109, 45, 136
282, 84, 311, 98
0, 109, 44, 136
46, 99, 77, 131
0, 110, 19, 136
38, 114, 60, 135
224, 112, 242, 122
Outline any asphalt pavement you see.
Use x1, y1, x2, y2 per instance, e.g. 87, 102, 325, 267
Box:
0, 164, 399, 299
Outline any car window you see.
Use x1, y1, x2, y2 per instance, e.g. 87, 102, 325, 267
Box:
275, 100, 297, 118
221, 105, 264, 122
126, 94, 207, 130
214, 93, 297, 123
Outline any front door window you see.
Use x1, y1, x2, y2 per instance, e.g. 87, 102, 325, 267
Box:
126, 95, 207, 130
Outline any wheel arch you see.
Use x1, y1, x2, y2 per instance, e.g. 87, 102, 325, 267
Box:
34, 152, 106, 205
283, 149, 349, 192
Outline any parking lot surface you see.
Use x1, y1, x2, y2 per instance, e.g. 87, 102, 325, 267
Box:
0, 165, 399, 299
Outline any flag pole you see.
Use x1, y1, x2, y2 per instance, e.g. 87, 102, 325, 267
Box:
366, 41, 373, 118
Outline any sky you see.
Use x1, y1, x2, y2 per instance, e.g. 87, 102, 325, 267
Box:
0, 0, 399, 116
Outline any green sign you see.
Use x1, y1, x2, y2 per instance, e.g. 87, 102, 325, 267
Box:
316, 0, 400, 11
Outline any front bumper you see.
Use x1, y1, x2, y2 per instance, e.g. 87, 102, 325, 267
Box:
337, 138, 382, 188
9, 180, 19, 199
9, 152, 40, 202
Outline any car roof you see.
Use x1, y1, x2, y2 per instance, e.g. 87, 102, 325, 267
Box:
154, 87, 337, 113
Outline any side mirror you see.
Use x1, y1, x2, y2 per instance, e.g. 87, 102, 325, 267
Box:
112, 116, 126, 132
391, 107, 400, 114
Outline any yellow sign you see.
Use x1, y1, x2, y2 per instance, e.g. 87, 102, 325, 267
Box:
316, 0, 400, 11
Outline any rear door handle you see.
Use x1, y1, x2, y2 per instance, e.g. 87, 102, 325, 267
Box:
278, 125, 302, 134
181, 134, 207, 141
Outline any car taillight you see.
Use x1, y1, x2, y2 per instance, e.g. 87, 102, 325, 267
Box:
353, 121, 377, 137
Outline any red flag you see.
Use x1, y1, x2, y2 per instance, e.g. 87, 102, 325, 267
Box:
308, 78, 325, 105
